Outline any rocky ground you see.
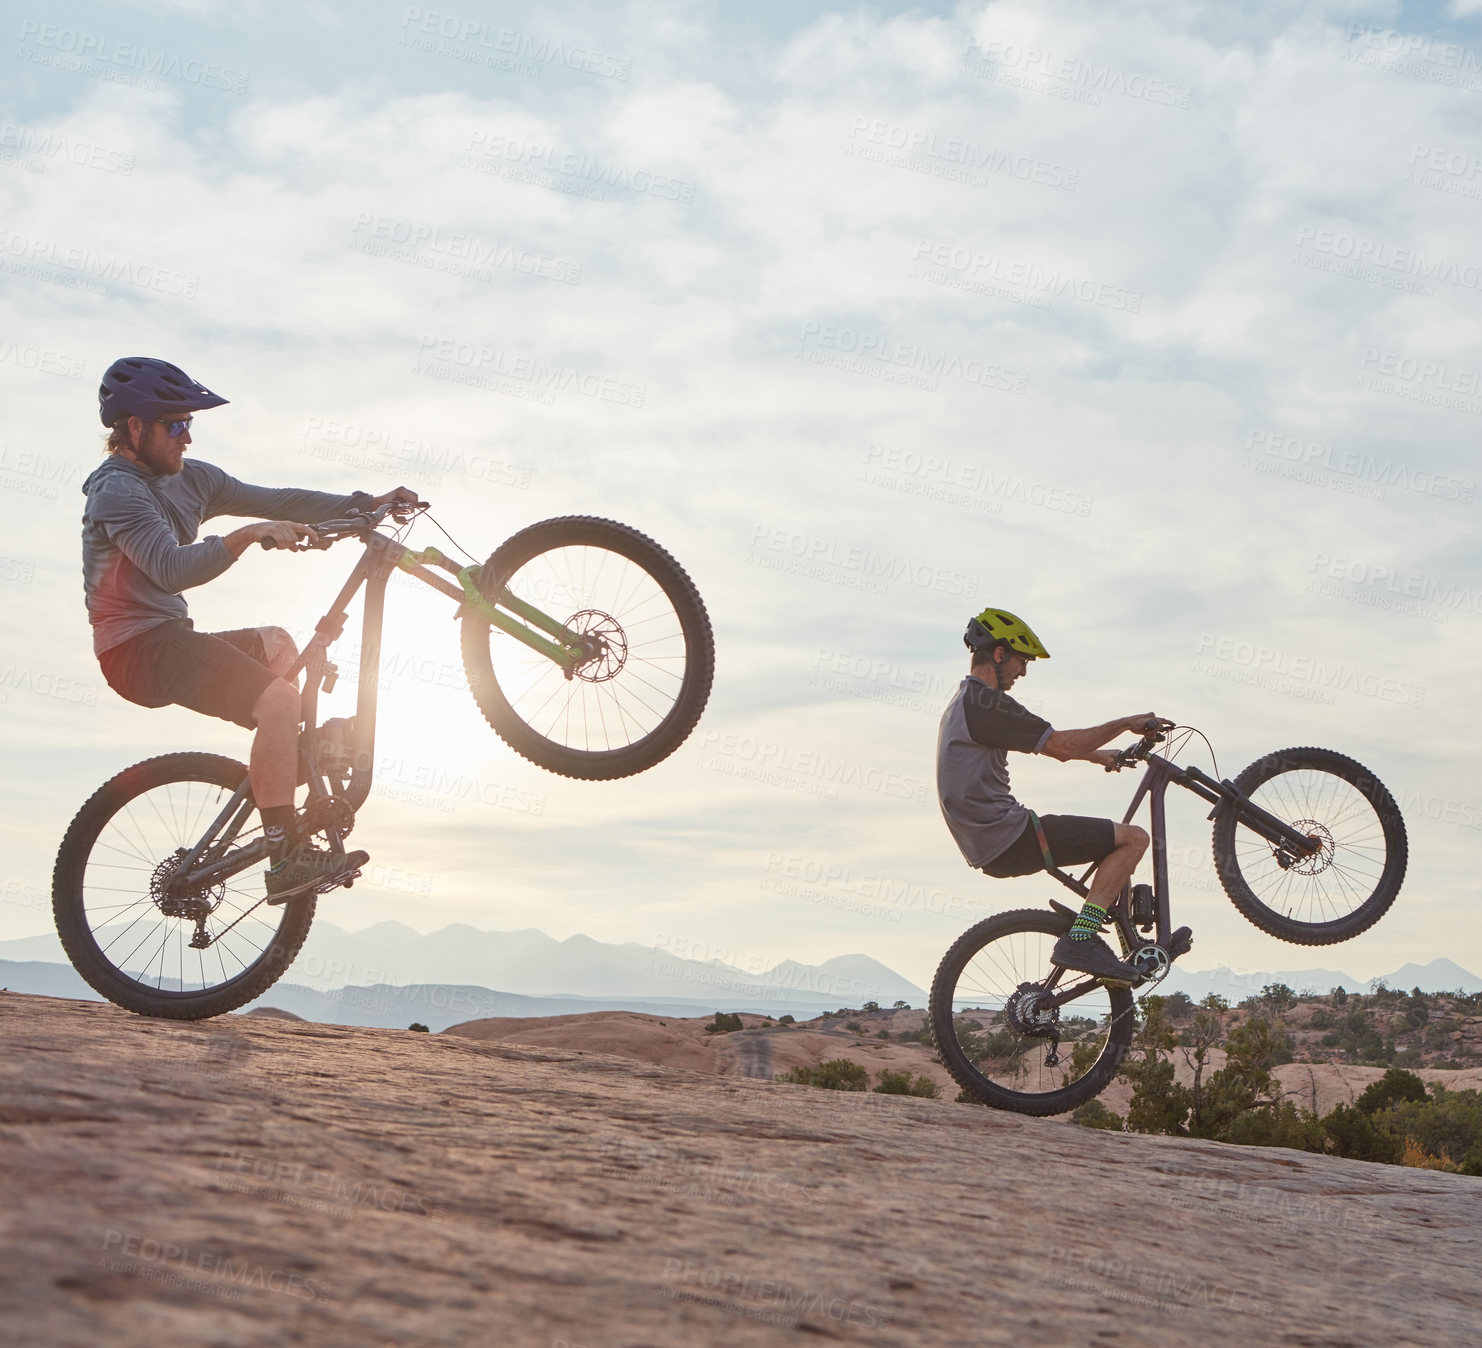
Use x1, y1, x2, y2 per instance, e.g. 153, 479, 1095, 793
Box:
3, 993, 1480, 1345
446, 1004, 1482, 1120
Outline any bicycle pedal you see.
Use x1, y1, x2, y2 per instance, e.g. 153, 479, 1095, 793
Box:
314, 866, 361, 895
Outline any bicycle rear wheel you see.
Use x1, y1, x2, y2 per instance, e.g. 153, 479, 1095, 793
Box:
460, 516, 714, 780
1213, 746, 1407, 946
52, 753, 314, 1019
929, 909, 1134, 1117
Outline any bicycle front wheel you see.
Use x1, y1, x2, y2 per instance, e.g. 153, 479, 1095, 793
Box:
1213, 746, 1407, 945
52, 753, 314, 1020
460, 516, 714, 780
929, 909, 1134, 1117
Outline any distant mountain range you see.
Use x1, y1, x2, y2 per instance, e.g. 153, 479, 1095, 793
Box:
1, 921, 1477, 1033
0, 921, 923, 1008
1159, 958, 1482, 1003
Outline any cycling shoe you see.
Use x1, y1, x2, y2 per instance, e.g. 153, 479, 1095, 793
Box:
1051, 934, 1142, 986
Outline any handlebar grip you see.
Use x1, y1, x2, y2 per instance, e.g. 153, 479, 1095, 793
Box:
1142, 719, 1162, 733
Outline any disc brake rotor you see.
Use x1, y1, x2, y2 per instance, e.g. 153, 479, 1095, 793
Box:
1277, 819, 1334, 875
566, 609, 628, 682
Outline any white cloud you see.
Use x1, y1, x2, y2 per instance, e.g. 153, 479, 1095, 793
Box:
1, 1, 1478, 990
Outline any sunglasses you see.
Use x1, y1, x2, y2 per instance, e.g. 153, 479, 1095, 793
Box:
157, 418, 194, 439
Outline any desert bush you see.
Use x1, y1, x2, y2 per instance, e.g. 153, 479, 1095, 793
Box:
1355, 1068, 1428, 1114
1401, 1136, 1454, 1170
1380, 1086, 1482, 1173
1221, 1099, 1325, 1152
704, 1012, 743, 1035
1321, 1102, 1404, 1164
1162, 991, 1194, 1020
1071, 1098, 1124, 1130
776, 1058, 870, 1091
873, 1069, 940, 1098
778, 1014, 794, 1025
1240, 983, 1297, 1013
408, 1022, 429, 1033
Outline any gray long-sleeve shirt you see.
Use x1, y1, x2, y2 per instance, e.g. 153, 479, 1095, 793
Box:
81, 454, 370, 655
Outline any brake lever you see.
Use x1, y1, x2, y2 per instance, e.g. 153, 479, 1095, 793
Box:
260, 533, 337, 552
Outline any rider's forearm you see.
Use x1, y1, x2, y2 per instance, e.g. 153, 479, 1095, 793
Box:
222, 524, 262, 558
205, 464, 372, 526
1042, 720, 1126, 762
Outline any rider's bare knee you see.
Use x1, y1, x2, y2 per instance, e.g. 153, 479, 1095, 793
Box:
257, 626, 299, 677
251, 677, 299, 728
1113, 822, 1150, 856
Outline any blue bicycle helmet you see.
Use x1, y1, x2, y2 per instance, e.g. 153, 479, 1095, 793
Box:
98, 357, 228, 426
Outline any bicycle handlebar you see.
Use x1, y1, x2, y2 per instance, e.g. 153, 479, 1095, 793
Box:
259, 502, 428, 550
1105, 719, 1176, 772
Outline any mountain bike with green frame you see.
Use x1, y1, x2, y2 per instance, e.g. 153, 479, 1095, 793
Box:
53, 504, 714, 1019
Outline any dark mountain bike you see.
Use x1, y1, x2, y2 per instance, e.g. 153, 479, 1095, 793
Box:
53, 504, 714, 1020
929, 723, 1407, 1116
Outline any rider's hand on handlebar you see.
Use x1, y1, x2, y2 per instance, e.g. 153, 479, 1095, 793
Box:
256, 521, 320, 552
1123, 713, 1173, 736
371, 486, 425, 521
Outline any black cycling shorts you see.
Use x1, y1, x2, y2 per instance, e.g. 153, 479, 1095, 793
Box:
981, 813, 1117, 878
98, 619, 280, 730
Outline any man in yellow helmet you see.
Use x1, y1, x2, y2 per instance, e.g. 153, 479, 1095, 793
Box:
936, 608, 1185, 983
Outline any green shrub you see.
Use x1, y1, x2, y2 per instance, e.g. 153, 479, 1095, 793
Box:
778, 1014, 795, 1025
1321, 1103, 1404, 1164
1222, 1099, 1325, 1152
1071, 1098, 1124, 1130
408, 1022, 429, 1033
873, 1069, 940, 1098
1380, 1086, 1482, 1169
776, 1058, 870, 1091
1355, 1068, 1428, 1114
1163, 992, 1194, 1019
704, 1012, 744, 1035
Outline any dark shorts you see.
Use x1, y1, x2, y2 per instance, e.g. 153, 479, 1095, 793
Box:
980, 813, 1117, 878
99, 619, 279, 730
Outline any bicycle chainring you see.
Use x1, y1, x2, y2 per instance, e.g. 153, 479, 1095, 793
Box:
1275, 819, 1334, 875
149, 848, 224, 923
1004, 981, 1060, 1039
300, 795, 356, 840
1131, 945, 1171, 986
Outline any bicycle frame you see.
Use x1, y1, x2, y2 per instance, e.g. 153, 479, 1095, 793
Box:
1034, 751, 1323, 1009
168, 527, 594, 896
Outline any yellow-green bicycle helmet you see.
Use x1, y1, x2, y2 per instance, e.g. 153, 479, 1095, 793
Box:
963, 607, 1051, 659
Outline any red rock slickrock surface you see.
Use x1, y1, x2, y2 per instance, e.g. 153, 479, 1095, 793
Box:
2, 993, 1478, 1346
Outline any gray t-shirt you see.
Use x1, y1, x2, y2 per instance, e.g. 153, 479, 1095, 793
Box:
936, 675, 1053, 868
80, 455, 369, 655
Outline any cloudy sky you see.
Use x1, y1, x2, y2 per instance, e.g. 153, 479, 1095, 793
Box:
2, 0, 1479, 995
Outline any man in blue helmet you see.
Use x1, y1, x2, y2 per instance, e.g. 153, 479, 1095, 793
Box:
82, 356, 418, 902
937, 607, 1191, 983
